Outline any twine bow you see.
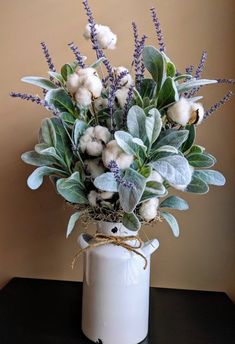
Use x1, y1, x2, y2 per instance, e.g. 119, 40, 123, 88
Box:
72, 233, 148, 270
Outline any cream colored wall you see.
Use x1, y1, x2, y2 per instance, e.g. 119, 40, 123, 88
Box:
0, 0, 235, 299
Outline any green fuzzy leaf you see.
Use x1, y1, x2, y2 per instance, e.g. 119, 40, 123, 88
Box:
122, 212, 141, 231
45, 89, 75, 114
151, 155, 192, 185
27, 166, 67, 190
72, 120, 88, 146
155, 145, 178, 154
56, 172, 87, 204
160, 196, 189, 210
21, 151, 54, 167
60, 112, 76, 125
94, 172, 118, 192
177, 79, 218, 93
61, 64, 74, 81
114, 131, 139, 156
154, 130, 189, 150
182, 125, 196, 153
143, 46, 166, 95
145, 181, 166, 196
139, 78, 156, 99
127, 106, 147, 142
157, 77, 179, 109
187, 145, 205, 155
66, 212, 80, 237
161, 211, 180, 237
185, 175, 209, 194
41, 118, 57, 147
139, 165, 152, 178
21, 76, 57, 90
48, 72, 64, 84
193, 170, 226, 186
145, 108, 162, 146
119, 168, 146, 212
187, 153, 215, 168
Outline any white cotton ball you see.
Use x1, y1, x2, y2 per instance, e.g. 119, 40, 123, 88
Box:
167, 97, 192, 126
75, 87, 92, 107
113, 66, 133, 87
66, 73, 80, 94
88, 190, 99, 207
102, 140, 134, 170
94, 125, 111, 144
170, 166, 194, 191
97, 25, 117, 50
94, 97, 108, 111
80, 126, 111, 157
190, 102, 204, 124
115, 87, 129, 108
139, 198, 159, 222
100, 191, 114, 200
84, 23, 117, 50
84, 159, 105, 178
147, 170, 164, 184
75, 67, 103, 102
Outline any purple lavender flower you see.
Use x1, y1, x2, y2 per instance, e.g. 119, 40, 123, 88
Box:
216, 78, 235, 85
123, 84, 134, 122
204, 91, 233, 119
132, 23, 147, 89
40, 42, 56, 73
185, 65, 194, 75
10, 92, 59, 115
82, 0, 113, 82
194, 50, 207, 80
150, 8, 165, 52
108, 160, 134, 189
68, 42, 86, 68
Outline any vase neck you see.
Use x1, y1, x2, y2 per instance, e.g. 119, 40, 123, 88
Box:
96, 221, 138, 237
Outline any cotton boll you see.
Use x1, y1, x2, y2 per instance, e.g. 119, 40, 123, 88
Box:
80, 126, 111, 157
76, 67, 103, 99
113, 66, 133, 87
139, 198, 159, 222
147, 171, 164, 184
190, 102, 204, 125
66, 73, 80, 94
102, 140, 134, 170
100, 191, 114, 200
75, 87, 92, 107
88, 190, 99, 207
115, 87, 129, 108
167, 97, 192, 126
84, 159, 105, 178
84, 23, 117, 50
94, 97, 108, 111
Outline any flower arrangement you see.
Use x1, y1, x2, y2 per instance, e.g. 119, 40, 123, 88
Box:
11, 0, 234, 237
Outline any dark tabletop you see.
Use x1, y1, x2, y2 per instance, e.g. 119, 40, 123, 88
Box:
0, 277, 234, 344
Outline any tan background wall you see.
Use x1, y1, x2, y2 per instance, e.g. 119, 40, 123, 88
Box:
0, 0, 235, 299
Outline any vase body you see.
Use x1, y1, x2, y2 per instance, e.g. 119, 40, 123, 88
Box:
78, 221, 159, 344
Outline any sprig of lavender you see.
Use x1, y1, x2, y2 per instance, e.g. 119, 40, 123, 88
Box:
82, 0, 113, 82
204, 91, 233, 120
216, 78, 235, 85
10, 92, 59, 115
40, 42, 56, 73
185, 65, 194, 75
68, 42, 86, 68
123, 84, 134, 123
194, 50, 207, 79
150, 8, 165, 52
108, 160, 134, 189
132, 26, 147, 90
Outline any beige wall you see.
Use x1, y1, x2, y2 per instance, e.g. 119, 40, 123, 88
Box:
1, 0, 235, 299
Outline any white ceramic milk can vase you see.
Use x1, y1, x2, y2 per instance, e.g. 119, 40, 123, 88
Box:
78, 221, 159, 344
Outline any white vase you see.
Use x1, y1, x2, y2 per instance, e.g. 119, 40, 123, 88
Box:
78, 221, 159, 344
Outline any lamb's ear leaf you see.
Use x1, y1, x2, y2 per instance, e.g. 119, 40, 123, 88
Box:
94, 173, 118, 192
21, 151, 55, 167
45, 89, 75, 114
160, 211, 180, 237
182, 125, 196, 153
72, 120, 88, 146
157, 77, 179, 109
187, 153, 215, 168
61, 64, 74, 81
185, 175, 209, 194
193, 170, 226, 186
160, 196, 189, 210
122, 212, 141, 231
154, 129, 189, 150
143, 46, 166, 95
177, 79, 217, 93
66, 212, 80, 238
21, 76, 57, 90
41, 118, 57, 147
145, 108, 162, 146
56, 172, 88, 204
27, 167, 67, 190
127, 105, 147, 142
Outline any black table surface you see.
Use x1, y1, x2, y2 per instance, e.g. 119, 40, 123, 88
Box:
0, 278, 234, 344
